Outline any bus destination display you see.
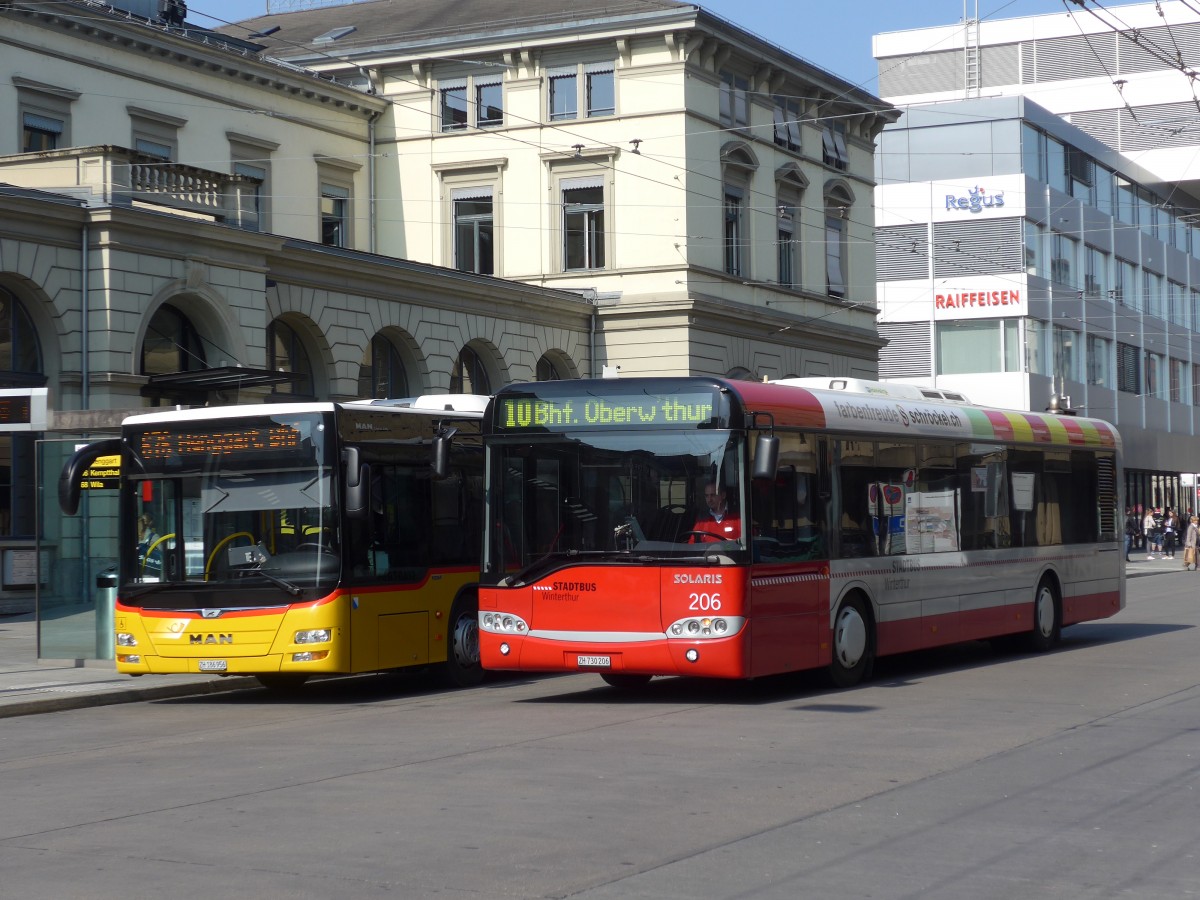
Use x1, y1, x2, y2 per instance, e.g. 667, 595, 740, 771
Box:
138, 425, 303, 459
497, 392, 717, 430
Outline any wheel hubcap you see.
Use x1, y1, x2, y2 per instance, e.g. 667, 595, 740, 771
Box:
835, 607, 867, 668
451, 614, 479, 668
1035, 587, 1055, 637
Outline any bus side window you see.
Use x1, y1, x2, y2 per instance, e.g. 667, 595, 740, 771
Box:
431, 474, 466, 564
837, 441, 876, 558
754, 433, 825, 561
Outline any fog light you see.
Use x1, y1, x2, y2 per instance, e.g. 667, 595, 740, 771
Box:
685, 648, 699, 663
116, 633, 138, 647
292, 651, 313, 662
294, 629, 331, 644
119, 654, 141, 664
500, 642, 511, 656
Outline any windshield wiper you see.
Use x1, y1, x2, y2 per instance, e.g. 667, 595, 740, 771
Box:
247, 568, 302, 596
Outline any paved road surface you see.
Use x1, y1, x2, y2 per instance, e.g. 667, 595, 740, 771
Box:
0, 571, 1195, 899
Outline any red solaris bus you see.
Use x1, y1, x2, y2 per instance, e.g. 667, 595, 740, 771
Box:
477, 376, 1123, 689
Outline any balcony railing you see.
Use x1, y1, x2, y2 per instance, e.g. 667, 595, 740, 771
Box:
0, 145, 262, 229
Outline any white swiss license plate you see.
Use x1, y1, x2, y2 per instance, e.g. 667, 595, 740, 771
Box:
577, 655, 611, 668
198, 660, 228, 672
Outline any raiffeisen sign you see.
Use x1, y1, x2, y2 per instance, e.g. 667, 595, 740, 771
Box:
933, 277, 1027, 320
945, 185, 1005, 213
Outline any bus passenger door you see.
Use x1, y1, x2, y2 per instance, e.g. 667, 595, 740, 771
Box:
747, 441, 827, 677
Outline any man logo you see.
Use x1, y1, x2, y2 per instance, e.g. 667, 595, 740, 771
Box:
189, 634, 233, 645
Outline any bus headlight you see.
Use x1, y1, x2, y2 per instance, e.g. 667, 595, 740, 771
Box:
665, 616, 745, 640
480, 612, 529, 634
116, 633, 138, 647
294, 629, 331, 644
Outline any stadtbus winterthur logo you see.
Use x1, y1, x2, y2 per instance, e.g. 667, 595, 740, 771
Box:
945, 185, 1005, 213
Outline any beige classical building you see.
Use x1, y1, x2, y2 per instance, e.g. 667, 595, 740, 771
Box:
226, 0, 898, 378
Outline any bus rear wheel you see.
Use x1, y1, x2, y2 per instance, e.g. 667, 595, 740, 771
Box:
438, 595, 483, 687
600, 673, 652, 690
1024, 579, 1061, 652
829, 595, 874, 688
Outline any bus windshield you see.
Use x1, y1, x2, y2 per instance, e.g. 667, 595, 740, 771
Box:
122, 411, 339, 606
484, 430, 746, 580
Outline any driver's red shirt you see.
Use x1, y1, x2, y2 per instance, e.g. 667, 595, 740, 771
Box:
690, 515, 742, 541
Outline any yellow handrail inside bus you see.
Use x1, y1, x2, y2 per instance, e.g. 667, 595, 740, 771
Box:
206, 532, 256, 581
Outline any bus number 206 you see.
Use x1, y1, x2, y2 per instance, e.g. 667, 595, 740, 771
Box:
689, 593, 722, 611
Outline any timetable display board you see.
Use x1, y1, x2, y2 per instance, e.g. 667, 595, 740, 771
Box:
0, 388, 48, 432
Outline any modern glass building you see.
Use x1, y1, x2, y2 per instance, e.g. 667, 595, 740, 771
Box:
868, 0, 1200, 518
873, 96, 1198, 516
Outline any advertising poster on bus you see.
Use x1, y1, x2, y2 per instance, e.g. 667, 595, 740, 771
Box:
905, 489, 960, 553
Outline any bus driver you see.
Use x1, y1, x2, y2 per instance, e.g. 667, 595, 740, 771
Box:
690, 480, 742, 542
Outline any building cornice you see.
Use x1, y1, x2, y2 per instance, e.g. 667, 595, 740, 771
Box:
3, 1, 387, 119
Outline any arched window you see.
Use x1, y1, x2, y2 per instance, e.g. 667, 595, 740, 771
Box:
726, 366, 755, 381
536, 354, 566, 381
824, 185, 853, 299
451, 345, 491, 394
720, 144, 758, 278
357, 334, 409, 399
0, 288, 43, 538
775, 165, 807, 290
141, 303, 205, 375
267, 319, 314, 397
0, 287, 42, 382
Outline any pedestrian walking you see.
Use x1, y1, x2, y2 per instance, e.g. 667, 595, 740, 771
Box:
1124, 507, 1138, 562
1185, 516, 1199, 571
1144, 507, 1158, 558
1163, 509, 1178, 559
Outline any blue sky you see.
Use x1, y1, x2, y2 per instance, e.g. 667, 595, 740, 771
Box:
184, 0, 1148, 94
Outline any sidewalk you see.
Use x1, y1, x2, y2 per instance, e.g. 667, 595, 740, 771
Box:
0, 557, 1179, 718
0, 612, 256, 719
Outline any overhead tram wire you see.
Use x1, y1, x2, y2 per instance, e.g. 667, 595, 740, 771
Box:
59, 3, 1200, 304
88, 0, 1200, 325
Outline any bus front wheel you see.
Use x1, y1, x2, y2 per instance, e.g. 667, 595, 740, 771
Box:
439, 595, 483, 688
829, 595, 874, 688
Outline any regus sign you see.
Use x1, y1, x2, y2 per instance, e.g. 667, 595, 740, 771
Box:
945, 185, 1005, 213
